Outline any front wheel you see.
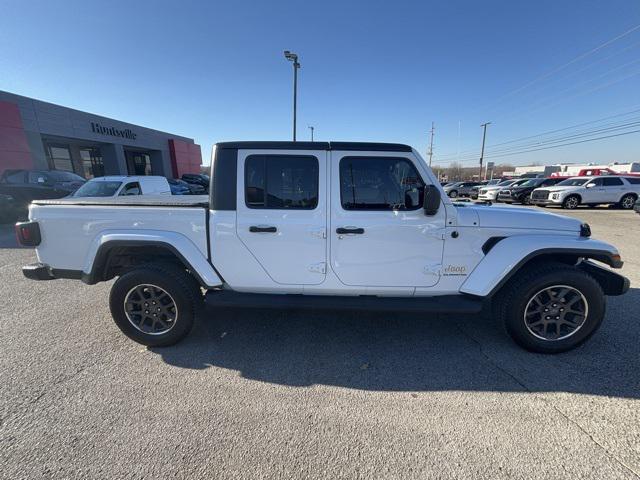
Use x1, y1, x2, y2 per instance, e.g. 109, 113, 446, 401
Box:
562, 195, 580, 209
449, 190, 458, 198
498, 263, 605, 353
109, 263, 202, 346
619, 194, 637, 210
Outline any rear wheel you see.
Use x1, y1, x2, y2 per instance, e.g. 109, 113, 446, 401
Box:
498, 263, 605, 353
562, 195, 580, 209
109, 263, 202, 346
619, 193, 637, 210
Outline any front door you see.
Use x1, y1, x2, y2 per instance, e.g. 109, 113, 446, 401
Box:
236, 149, 327, 285
329, 152, 445, 287
583, 178, 605, 203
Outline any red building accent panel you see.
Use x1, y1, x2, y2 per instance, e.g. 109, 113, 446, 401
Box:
168, 139, 203, 177
0, 101, 33, 175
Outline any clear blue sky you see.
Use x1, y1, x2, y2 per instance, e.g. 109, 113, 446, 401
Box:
1, 0, 639, 167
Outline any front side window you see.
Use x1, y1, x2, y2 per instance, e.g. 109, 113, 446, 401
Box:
120, 182, 141, 196
586, 178, 604, 187
245, 155, 318, 209
340, 157, 425, 211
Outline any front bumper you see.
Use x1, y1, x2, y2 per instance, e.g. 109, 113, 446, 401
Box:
530, 198, 561, 206
22, 263, 82, 281
579, 260, 629, 296
478, 192, 499, 201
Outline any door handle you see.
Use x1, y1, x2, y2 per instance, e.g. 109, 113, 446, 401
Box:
249, 226, 277, 233
336, 227, 364, 235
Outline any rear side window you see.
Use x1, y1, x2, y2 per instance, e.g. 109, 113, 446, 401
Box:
625, 177, 640, 184
3, 171, 26, 184
603, 177, 623, 186
245, 155, 318, 209
340, 157, 425, 211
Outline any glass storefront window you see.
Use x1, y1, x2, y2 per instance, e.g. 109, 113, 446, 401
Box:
46, 144, 73, 172
80, 147, 104, 178
126, 151, 152, 175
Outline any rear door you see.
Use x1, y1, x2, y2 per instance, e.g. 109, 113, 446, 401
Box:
236, 149, 327, 285
601, 177, 625, 202
329, 151, 445, 287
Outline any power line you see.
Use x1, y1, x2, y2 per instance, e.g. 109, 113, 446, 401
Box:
446, 127, 640, 164
437, 106, 640, 160
485, 22, 640, 109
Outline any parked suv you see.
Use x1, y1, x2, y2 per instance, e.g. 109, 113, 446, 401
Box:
0, 169, 85, 217
477, 179, 528, 202
497, 177, 564, 205
443, 181, 482, 198
531, 176, 640, 209
181, 173, 210, 193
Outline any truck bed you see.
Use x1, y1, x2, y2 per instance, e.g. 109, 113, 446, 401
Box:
32, 195, 209, 208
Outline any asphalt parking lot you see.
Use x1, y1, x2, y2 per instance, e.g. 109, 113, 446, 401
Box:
1, 206, 639, 479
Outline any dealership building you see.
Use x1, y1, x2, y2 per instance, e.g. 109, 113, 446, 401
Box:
0, 90, 202, 179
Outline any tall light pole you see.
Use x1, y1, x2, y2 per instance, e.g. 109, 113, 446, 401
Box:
284, 50, 300, 141
427, 122, 435, 167
308, 125, 314, 141
479, 122, 491, 180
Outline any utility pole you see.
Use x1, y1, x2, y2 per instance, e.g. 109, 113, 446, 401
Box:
308, 125, 314, 141
427, 122, 435, 167
479, 122, 491, 180
284, 51, 301, 141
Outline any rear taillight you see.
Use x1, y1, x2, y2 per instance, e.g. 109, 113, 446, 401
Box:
15, 221, 41, 246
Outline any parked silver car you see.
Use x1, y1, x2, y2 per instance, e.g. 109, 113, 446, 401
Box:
443, 181, 482, 198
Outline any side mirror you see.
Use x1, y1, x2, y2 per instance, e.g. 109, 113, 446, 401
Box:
585, 183, 595, 188
423, 184, 441, 216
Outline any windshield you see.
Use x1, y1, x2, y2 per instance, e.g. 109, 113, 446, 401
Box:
556, 178, 590, 186
47, 171, 86, 182
518, 179, 542, 187
497, 180, 515, 186
73, 180, 122, 197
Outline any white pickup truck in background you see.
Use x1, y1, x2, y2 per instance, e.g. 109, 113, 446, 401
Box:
17, 141, 629, 353
72, 175, 171, 198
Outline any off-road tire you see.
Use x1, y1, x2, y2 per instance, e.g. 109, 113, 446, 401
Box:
498, 262, 605, 353
109, 263, 203, 347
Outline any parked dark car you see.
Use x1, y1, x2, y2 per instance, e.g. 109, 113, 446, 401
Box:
497, 177, 564, 204
181, 173, 209, 193
634, 197, 640, 215
0, 170, 85, 216
0, 193, 21, 223
168, 178, 206, 195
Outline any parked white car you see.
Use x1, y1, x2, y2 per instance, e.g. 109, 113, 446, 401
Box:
477, 179, 528, 202
530, 176, 640, 209
72, 176, 171, 198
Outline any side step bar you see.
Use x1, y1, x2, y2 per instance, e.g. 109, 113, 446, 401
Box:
204, 290, 484, 314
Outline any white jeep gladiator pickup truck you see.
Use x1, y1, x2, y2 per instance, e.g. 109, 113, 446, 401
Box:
18, 141, 629, 353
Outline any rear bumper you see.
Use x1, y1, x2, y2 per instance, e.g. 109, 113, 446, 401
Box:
22, 263, 82, 281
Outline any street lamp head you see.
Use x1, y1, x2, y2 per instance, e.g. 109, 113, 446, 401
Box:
284, 50, 298, 62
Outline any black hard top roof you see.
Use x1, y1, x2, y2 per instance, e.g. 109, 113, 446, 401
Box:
215, 141, 413, 152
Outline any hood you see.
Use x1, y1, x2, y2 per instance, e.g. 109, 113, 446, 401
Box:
537, 185, 584, 193
466, 204, 582, 232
